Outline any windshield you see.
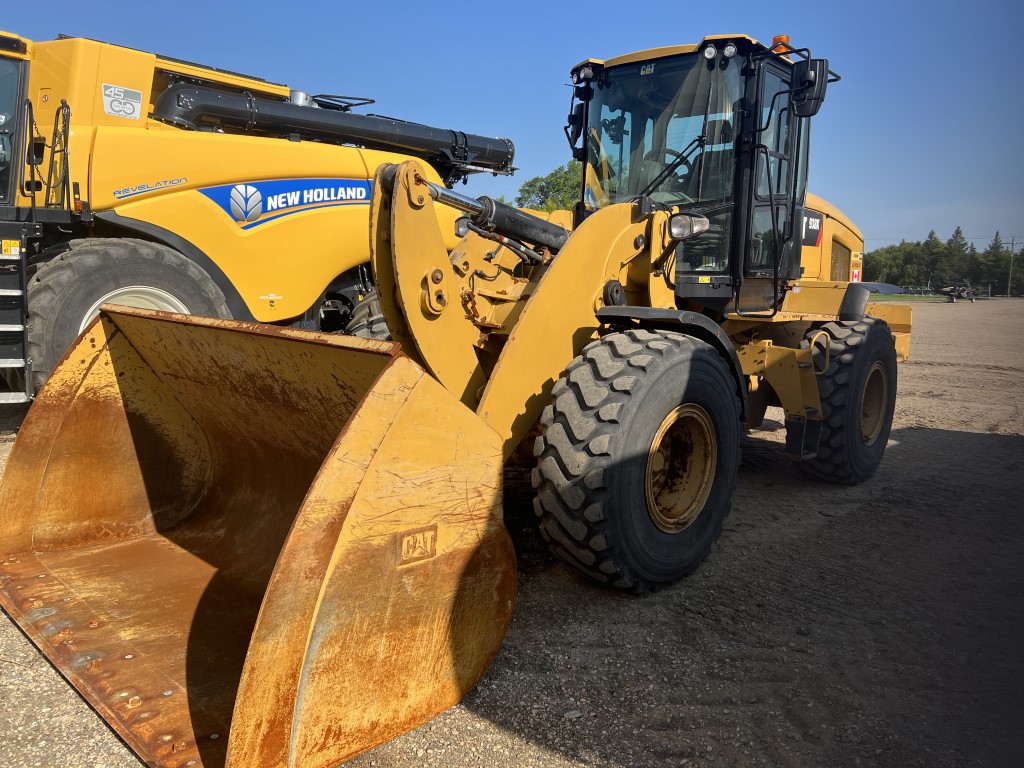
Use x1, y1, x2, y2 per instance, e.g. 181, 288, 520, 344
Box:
583, 52, 743, 211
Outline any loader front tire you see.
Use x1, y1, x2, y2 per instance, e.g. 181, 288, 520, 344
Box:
532, 329, 741, 593
800, 318, 897, 484
28, 238, 231, 389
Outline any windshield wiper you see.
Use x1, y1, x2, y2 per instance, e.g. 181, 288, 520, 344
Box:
640, 86, 717, 199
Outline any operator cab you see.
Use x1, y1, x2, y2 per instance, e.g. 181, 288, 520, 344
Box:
565, 35, 834, 315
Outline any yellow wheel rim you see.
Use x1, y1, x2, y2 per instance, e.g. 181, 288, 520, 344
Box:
646, 404, 717, 533
861, 361, 888, 445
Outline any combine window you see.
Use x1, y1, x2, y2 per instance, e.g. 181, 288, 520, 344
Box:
0, 58, 19, 203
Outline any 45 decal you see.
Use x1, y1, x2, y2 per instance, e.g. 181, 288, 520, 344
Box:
102, 84, 143, 120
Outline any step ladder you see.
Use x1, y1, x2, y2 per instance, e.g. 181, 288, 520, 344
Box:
0, 224, 35, 404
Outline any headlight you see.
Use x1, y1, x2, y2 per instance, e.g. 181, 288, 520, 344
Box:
668, 213, 710, 241
572, 65, 595, 84
702, 45, 717, 60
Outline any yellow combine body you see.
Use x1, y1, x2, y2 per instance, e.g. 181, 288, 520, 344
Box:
0, 30, 512, 397
0, 33, 912, 768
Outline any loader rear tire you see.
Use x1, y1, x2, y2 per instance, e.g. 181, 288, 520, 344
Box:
28, 238, 231, 389
343, 289, 391, 340
799, 318, 897, 484
532, 329, 741, 593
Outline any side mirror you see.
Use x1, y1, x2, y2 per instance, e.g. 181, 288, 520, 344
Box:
565, 102, 585, 148
792, 58, 828, 117
564, 101, 586, 161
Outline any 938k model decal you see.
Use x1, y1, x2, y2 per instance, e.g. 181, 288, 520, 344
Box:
801, 211, 824, 248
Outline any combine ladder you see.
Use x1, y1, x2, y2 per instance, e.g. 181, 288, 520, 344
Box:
0, 99, 74, 403
0, 222, 35, 403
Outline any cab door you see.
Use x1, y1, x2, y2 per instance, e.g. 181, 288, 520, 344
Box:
734, 61, 810, 313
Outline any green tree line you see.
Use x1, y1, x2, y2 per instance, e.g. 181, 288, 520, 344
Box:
506, 161, 581, 212
862, 228, 1021, 295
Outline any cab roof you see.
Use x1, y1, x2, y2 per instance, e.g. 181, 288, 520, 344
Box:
0, 30, 31, 59
0, 30, 288, 95
574, 34, 764, 71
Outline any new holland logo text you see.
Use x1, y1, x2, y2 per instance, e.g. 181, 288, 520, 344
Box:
200, 178, 371, 229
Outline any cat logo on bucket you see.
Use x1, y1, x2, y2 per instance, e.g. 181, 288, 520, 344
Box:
399, 525, 438, 565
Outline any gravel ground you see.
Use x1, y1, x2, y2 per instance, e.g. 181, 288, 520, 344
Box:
1, 299, 1022, 768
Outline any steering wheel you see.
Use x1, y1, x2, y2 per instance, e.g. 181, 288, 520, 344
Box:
645, 147, 693, 175
641, 148, 694, 203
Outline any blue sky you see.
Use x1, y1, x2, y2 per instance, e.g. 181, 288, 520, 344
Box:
5, 0, 1022, 250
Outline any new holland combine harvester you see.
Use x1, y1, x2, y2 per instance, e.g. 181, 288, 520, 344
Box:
0, 31, 910, 768
0, 30, 514, 397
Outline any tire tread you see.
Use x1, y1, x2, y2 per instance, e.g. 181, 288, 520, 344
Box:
533, 329, 741, 593
800, 318, 896, 484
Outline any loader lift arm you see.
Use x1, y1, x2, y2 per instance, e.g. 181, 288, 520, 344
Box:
371, 160, 667, 454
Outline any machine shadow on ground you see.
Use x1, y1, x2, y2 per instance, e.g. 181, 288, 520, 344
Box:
3, 388, 1023, 767
427, 425, 1024, 768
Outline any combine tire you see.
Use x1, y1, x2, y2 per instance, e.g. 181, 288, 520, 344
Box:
532, 329, 741, 593
28, 238, 231, 389
800, 318, 897, 484
343, 289, 391, 340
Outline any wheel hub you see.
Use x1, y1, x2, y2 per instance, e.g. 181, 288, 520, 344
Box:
646, 404, 717, 533
79, 287, 191, 333
860, 361, 889, 445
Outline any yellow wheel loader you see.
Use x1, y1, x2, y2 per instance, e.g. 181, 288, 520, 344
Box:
0, 30, 514, 399
0, 34, 911, 767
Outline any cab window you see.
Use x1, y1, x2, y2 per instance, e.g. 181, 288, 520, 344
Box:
0, 58, 20, 203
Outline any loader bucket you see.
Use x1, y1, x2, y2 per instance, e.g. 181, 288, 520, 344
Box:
0, 306, 515, 768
